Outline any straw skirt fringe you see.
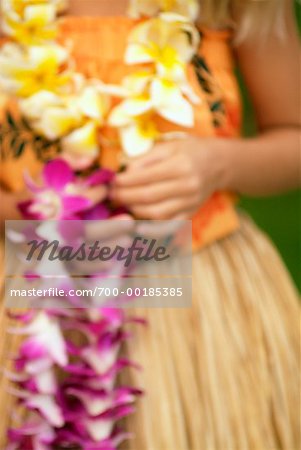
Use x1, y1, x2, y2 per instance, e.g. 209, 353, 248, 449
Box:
122, 214, 300, 450
0, 272, 22, 447
0, 214, 300, 449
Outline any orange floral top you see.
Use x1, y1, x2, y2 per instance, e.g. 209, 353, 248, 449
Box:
0, 16, 242, 249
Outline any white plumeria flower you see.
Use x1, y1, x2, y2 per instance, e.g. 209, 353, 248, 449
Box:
120, 116, 159, 157
122, 70, 155, 96
1, 0, 67, 17
0, 42, 26, 93
128, 0, 200, 21
52, 0, 68, 13
1, 2, 57, 45
125, 14, 200, 82
0, 42, 70, 97
19, 85, 109, 142
61, 121, 100, 169
122, 66, 200, 105
108, 11, 202, 157
77, 85, 110, 123
20, 90, 62, 121
109, 98, 160, 157
112, 78, 195, 125
109, 73, 196, 156
150, 77, 194, 126
19, 90, 81, 140
31, 105, 81, 140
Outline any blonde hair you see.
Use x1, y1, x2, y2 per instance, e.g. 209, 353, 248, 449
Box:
198, 0, 286, 40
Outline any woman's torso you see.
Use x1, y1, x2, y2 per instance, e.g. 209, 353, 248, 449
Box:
0, 6, 242, 248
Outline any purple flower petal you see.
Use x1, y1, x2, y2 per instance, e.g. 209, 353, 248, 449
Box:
101, 309, 125, 326
110, 428, 132, 448
8, 419, 54, 441
54, 429, 123, 450
109, 358, 141, 374
64, 364, 96, 377
23, 369, 57, 395
20, 339, 48, 360
26, 394, 64, 427
24, 171, 44, 193
61, 195, 92, 216
43, 159, 74, 191
8, 311, 35, 322
85, 169, 115, 187
65, 387, 111, 416
58, 220, 85, 244
18, 200, 42, 219
110, 206, 130, 217
82, 203, 110, 220
97, 404, 135, 421
114, 387, 143, 404
24, 271, 41, 281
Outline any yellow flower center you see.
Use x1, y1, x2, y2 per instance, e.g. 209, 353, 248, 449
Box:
149, 44, 179, 69
161, 0, 176, 11
34, 69, 48, 84
137, 117, 159, 139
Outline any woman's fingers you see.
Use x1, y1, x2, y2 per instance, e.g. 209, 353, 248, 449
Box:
115, 153, 182, 187
110, 136, 209, 220
115, 143, 199, 189
111, 179, 197, 205
129, 194, 200, 220
84, 215, 135, 242
126, 141, 175, 169
83, 185, 108, 205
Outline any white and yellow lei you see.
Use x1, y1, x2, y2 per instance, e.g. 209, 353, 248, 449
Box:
0, 0, 201, 167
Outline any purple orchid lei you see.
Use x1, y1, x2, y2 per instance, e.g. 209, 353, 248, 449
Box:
18, 159, 113, 221
5, 159, 144, 450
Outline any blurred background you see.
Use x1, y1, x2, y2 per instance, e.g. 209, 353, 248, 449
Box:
238, 0, 300, 290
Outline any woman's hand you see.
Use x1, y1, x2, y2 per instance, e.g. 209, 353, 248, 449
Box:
111, 136, 225, 220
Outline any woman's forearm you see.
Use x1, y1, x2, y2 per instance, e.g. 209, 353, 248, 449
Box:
214, 128, 301, 196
